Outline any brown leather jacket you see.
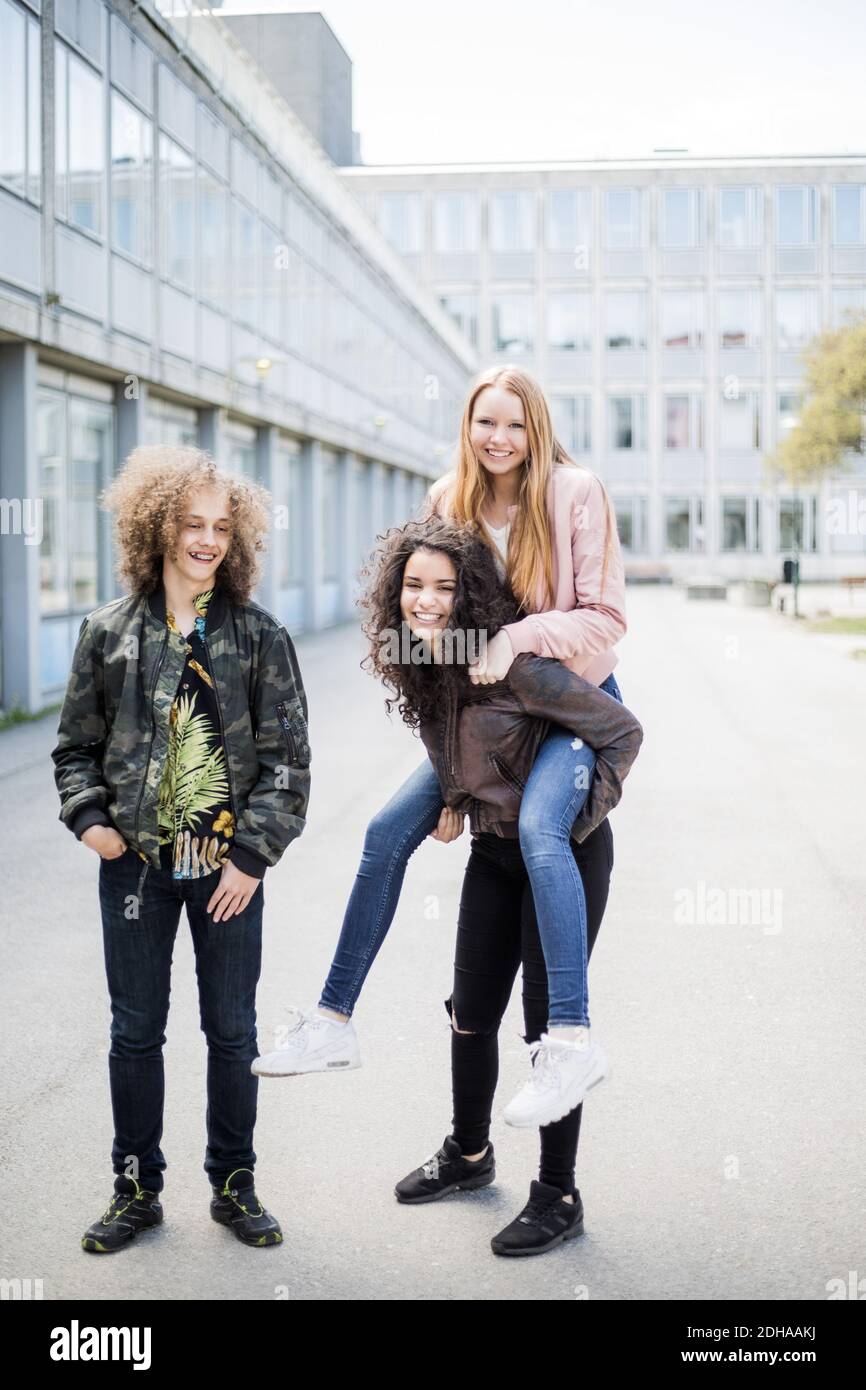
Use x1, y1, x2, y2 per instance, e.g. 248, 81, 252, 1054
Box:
418, 654, 644, 844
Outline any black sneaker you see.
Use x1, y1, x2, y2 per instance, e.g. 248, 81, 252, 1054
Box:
395, 1135, 495, 1204
210, 1168, 283, 1246
490, 1180, 584, 1257
81, 1178, 163, 1254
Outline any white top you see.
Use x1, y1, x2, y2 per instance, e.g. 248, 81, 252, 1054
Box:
484, 519, 510, 574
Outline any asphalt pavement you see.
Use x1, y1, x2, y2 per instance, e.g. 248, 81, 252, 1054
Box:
1, 587, 863, 1300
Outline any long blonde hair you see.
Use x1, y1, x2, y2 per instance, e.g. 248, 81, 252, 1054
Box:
443, 365, 618, 613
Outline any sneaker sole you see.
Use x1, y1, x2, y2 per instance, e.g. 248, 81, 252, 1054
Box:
491, 1214, 585, 1257
81, 1214, 163, 1254
251, 1055, 361, 1077
395, 1168, 496, 1204
210, 1207, 283, 1245
504, 1060, 610, 1129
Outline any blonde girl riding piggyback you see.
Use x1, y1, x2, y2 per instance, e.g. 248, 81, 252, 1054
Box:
255, 364, 630, 1118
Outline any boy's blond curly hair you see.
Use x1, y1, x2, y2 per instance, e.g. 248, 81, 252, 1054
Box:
102, 445, 272, 605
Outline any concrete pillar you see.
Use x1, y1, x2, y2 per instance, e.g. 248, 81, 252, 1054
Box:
256, 424, 277, 614
199, 406, 226, 465
0, 343, 41, 713
111, 379, 150, 599
369, 460, 386, 546
301, 436, 324, 632
338, 450, 359, 620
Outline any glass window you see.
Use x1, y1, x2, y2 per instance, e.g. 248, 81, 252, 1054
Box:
0, 0, 26, 198
546, 189, 591, 254
491, 293, 534, 354
146, 398, 198, 445
439, 293, 478, 347
831, 285, 866, 327
159, 133, 194, 287
0, 1, 40, 203
604, 290, 647, 350
718, 186, 762, 248
664, 496, 704, 551
661, 188, 703, 248
489, 191, 535, 252
3, 1, 39, 200
776, 186, 818, 246
615, 497, 648, 552
604, 188, 643, 248
69, 399, 110, 609
226, 426, 256, 479
199, 168, 227, 311
721, 497, 761, 552
665, 497, 691, 550
37, 391, 112, 616
574, 395, 592, 454
260, 216, 281, 342
547, 291, 592, 351
661, 289, 704, 349
779, 496, 818, 552
159, 65, 196, 152
272, 447, 304, 588
777, 392, 801, 443
776, 288, 819, 350
550, 397, 575, 453
56, 43, 105, 235
433, 192, 479, 252
111, 91, 153, 263
38, 394, 68, 614
551, 396, 591, 454
377, 192, 423, 254
232, 196, 258, 327
198, 104, 228, 179
718, 289, 762, 349
720, 391, 762, 449
832, 186, 865, 246
665, 394, 703, 449
609, 395, 647, 450
27, 13, 40, 203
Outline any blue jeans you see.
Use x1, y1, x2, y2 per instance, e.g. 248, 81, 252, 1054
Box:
98, 850, 264, 1194
319, 671, 625, 1025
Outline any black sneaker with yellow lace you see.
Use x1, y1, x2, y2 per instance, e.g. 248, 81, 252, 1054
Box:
210, 1168, 283, 1246
81, 1178, 164, 1254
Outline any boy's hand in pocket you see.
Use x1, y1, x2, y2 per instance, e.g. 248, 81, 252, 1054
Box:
82, 826, 128, 859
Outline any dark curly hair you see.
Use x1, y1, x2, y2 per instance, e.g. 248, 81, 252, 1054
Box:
357, 516, 522, 729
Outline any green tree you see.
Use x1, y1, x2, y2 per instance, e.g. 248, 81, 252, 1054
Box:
767, 312, 866, 485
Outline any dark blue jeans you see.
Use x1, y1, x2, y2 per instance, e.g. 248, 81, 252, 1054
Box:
98, 849, 264, 1194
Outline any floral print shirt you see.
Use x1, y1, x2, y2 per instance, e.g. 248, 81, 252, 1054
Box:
157, 588, 236, 878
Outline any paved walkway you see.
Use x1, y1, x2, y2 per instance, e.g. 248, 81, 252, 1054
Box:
1, 589, 863, 1300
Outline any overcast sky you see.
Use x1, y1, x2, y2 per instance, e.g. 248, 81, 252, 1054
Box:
215, 0, 866, 165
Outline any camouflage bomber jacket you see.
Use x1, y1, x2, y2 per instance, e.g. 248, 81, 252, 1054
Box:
51, 579, 311, 877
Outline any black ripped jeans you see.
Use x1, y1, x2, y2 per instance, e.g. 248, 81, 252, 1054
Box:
445, 818, 613, 1197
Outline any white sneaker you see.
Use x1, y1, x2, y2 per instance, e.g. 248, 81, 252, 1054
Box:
502, 1032, 609, 1128
251, 1006, 361, 1077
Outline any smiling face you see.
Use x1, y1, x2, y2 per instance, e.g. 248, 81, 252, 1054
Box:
469, 384, 529, 482
165, 484, 233, 593
399, 546, 458, 640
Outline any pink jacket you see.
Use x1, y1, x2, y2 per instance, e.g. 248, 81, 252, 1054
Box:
425, 464, 627, 687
